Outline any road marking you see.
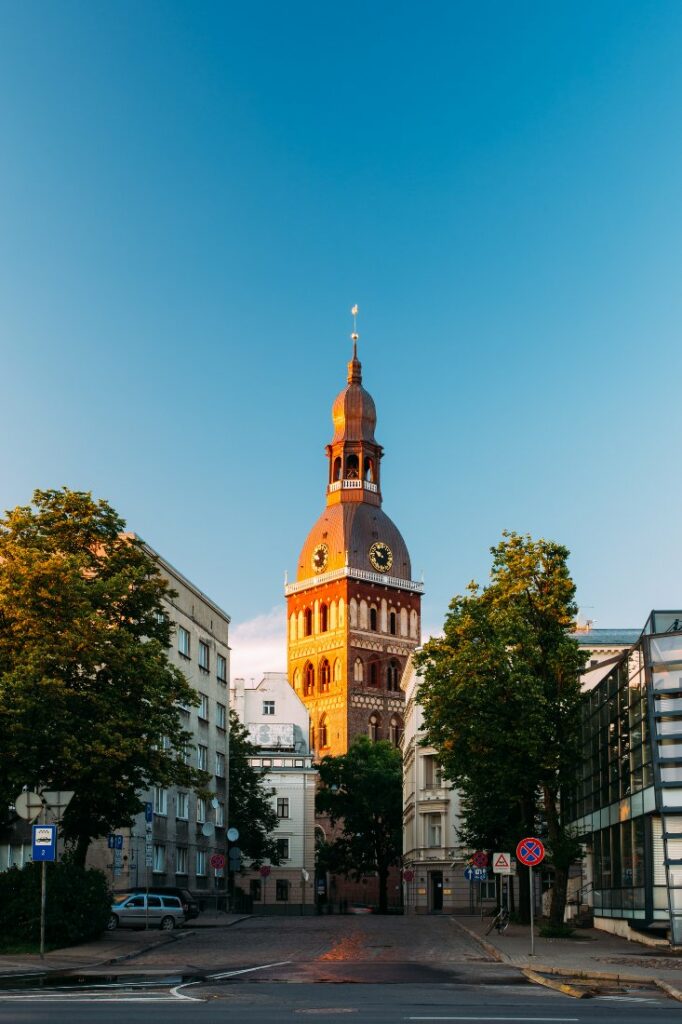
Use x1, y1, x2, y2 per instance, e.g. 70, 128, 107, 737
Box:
209, 959, 292, 980
0, 995, 179, 1002
169, 979, 203, 1001
407, 1018, 580, 1022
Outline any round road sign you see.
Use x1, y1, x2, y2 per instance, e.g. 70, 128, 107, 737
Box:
259, 864, 271, 877
210, 853, 226, 870
471, 850, 489, 868
516, 837, 545, 867
402, 869, 414, 882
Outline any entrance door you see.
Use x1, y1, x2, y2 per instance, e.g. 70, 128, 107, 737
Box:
430, 871, 443, 912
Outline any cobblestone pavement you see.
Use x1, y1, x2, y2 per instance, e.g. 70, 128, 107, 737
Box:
130, 914, 492, 972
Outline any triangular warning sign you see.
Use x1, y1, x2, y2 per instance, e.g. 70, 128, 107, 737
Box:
493, 852, 510, 869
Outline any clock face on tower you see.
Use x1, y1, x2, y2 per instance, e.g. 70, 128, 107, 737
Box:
311, 543, 329, 573
369, 541, 393, 573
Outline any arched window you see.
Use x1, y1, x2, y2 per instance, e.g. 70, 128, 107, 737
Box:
310, 724, 316, 752
304, 608, 313, 637
369, 661, 378, 687
320, 603, 328, 632
349, 598, 357, 627
333, 457, 342, 481
304, 662, 315, 696
353, 658, 364, 683
389, 715, 403, 747
319, 658, 331, 692
345, 454, 359, 479
387, 659, 400, 692
369, 606, 378, 631
364, 456, 375, 482
330, 600, 337, 629
389, 610, 397, 636
333, 658, 342, 683
319, 715, 328, 749
368, 713, 380, 741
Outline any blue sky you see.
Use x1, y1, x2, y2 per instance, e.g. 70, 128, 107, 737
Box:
2, 2, 682, 679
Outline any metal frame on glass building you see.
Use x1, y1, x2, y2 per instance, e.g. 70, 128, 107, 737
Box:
568, 611, 682, 943
565, 610, 679, 937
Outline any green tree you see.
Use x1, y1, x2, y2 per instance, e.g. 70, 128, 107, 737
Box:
227, 709, 279, 864
415, 532, 586, 925
316, 736, 402, 914
0, 488, 206, 864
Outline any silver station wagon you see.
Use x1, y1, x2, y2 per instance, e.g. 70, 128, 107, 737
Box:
108, 892, 185, 931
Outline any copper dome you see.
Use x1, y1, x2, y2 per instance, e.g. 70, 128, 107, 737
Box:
330, 347, 377, 444
296, 503, 412, 582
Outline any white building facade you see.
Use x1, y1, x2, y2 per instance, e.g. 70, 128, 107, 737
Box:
231, 674, 317, 914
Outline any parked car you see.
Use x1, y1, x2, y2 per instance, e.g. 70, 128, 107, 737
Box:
108, 893, 185, 931
115, 886, 200, 920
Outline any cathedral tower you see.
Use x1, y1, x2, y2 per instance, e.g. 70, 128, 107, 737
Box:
285, 330, 423, 757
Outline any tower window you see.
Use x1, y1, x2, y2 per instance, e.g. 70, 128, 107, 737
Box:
389, 611, 397, 635
304, 608, 313, 637
353, 658, 364, 683
364, 457, 375, 482
368, 713, 380, 742
369, 662, 378, 687
333, 456, 342, 481
320, 603, 328, 632
370, 606, 378, 631
387, 660, 400, 692
389, 715, 403, 747
304, 662, 315, 696
320, 658, 331, 692
345, 454, 359, 479
319, 715, 328, 748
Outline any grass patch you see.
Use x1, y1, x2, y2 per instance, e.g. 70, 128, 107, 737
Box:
539, 923, 575, 939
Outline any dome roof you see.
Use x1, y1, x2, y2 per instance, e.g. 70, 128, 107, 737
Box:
296, 502, 412, 582
330, 347, 377, 444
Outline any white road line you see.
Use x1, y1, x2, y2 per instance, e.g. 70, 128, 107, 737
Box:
169, 979, 204, 1001
406, 1018, 581, 1022
209, 959, 293, 980
0, 995, 178, 1003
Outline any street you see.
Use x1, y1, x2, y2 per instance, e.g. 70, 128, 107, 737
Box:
0, 916, 678, 1022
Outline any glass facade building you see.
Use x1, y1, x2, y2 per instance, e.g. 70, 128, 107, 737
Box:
568, 612, 682, 941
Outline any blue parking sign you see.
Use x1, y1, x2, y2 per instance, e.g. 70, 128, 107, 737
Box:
32, 824, 56, 862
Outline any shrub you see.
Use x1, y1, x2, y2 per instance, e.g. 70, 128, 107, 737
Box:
0, 862, 111, 949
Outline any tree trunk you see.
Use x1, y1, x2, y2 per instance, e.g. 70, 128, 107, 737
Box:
544, 784, 569, 927
72, 832, 90, 868
378, 866, 388, 914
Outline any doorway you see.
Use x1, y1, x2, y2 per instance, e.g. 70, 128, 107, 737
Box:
430, 871, 443, 912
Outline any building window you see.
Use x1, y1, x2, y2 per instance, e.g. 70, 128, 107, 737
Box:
354, 658, 364, 683
319, 659, 331, 692
176, 846, 188, 875
217, 653, 227, 683
263, 700, 275, 716
216, 801, 225, 826
368, 713, 379, 741
389, 715, 403, 746
216, 751, 226, 777
369, 662, 378, 687
370, 606, 378, 630
389, 610, 397, 635
153, 844, 166, 873
277, 797, 290, 818
320, 603, 328, 632
304, 608, 313, 637
304, 663, 315, 696
216, 702, 226, 730
176, 792, 188, 819
276, 879, 290, 901
424, 756, 442, 789
250, 879, 262, 901
198, 693, 209, 720
276, 837, 290, 861
319, 716, 328, 748
154, 787, 167, 815
199, 640, 210, 672
197, 744, 208, 771
196, 797, 206, 823
387, 660, 400, 692
178, 626, 191, 658
426, 814, 442, 848
480, 880, 496, 900
196, 849, 207, 877
183, 744, 192, 766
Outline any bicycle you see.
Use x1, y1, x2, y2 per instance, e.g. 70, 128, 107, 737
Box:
485, 905, 510, 935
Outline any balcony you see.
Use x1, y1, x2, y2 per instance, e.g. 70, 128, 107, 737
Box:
327, 479, 378, 494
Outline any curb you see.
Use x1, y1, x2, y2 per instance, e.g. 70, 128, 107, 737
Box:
524, 963, 682, 1003
450, 918, 506, 963
522, 967, 590, 999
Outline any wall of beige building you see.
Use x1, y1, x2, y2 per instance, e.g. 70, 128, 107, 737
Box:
231, 674, 317, 914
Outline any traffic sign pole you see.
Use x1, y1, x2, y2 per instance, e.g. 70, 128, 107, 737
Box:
516, 837, 545, 957
529, 866, 534, 956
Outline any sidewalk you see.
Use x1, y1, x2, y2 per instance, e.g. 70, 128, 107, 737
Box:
0, 912, 250, 978
453, 913, 682, 989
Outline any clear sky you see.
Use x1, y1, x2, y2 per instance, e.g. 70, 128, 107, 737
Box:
2, 2, 682, 680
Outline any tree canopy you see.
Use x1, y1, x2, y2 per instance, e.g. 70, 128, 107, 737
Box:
227, 709, 279, 865
0, 488, 206, 863
415, 531, 586, 924
316, 736, 402, 913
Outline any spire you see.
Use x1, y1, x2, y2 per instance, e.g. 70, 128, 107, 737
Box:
347, 303, 362, 383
